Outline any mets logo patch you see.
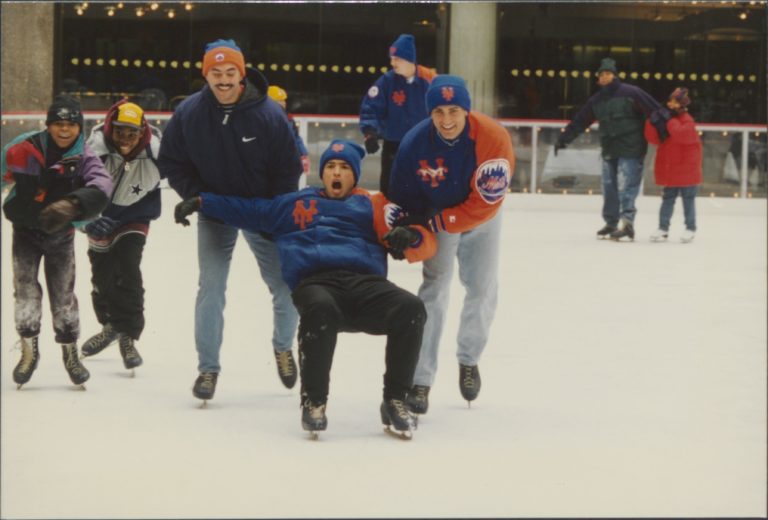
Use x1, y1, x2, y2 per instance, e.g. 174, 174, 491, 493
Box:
475, 159, 510, 204
332, 142, 345, 152
214, 52, 225, 63
368, 86, 380, 98
383, 202, 407, 228
441, 86, 455, 102
392, 90, 406, 106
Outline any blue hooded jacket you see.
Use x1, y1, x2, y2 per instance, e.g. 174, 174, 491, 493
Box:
158, 67, 301, 200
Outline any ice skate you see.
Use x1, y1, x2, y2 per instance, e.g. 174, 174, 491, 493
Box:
459, 364, 481, 407
274, 349, 297, 389
380, 399, 416, 440
118, 334, 143, 376
680, 229, 695, 243
650, 229, 669, 242
13, 336, 40, 389
405, 384, 430, 415
193, 372, 218, 407
80, 323, 118, 358
301, 399, 328, 440
596, 224, 617, 240
62, 343, 90, 388
609, 220, 635, 242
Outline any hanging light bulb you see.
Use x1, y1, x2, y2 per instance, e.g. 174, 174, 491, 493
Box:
167, 9, 175, 18
185, 2, 193, 11
150, 2, 159, 11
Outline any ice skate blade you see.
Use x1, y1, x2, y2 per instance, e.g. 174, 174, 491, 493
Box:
307, 431, 320, 441
75, 384, 86, 391
198, 400, 208, 409
16, 383, 24, 390
129, 369, 136, 378
383, 426, 413, 440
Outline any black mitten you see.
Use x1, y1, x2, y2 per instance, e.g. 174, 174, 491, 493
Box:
174, 197, 202, 226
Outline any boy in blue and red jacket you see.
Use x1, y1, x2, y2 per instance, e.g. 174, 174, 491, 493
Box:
359, 34, 436, 196
2, 95, 113, 388
388, 74, 515, 414
175, 140, 435, 439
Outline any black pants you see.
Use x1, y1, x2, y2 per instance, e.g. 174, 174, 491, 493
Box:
291, 270, 426, 404
12, 226, 79, 343
87, 233, 146, 340
379, 140, 400, 196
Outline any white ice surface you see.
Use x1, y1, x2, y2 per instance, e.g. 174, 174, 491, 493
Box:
2, 190, 766, 519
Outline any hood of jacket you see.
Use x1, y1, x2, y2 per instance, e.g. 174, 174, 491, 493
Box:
102, 99, 152, 161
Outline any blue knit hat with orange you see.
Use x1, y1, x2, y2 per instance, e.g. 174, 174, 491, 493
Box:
320, 140, 366, 184
425, 74, 471, 113
389, 34, 416, 64
202, 39, 246, 77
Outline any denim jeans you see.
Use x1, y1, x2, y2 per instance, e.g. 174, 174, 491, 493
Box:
659, 186, 698, 231
413, 211, 502, 387
601, 156, 644, 225
195, 215, 298, 373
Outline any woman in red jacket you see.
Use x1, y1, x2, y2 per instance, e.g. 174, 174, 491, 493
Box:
644, 87, 702, 243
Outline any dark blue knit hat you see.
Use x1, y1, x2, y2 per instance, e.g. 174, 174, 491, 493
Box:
320, 140, 366, 184
426, 74, 471, 113
389, 34, 416, 64
46, 95, 83, 129
597, 57, 618, 74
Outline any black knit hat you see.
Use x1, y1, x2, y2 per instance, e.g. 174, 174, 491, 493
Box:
46, 95, 83, 128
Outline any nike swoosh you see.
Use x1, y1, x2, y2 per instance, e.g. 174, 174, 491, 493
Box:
242, 136, 256, 142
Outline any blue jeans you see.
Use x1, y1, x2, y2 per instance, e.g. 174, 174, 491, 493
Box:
601, 157, 644, 225
413, 211, 503, 387
659, 186, 698, 231
195, 215, 298, 373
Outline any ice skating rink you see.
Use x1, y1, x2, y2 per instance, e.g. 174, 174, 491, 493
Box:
2, 189, 766, 519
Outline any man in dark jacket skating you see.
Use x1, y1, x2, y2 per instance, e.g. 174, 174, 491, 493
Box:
158, 39, 302, 403
555, 57, 663, 241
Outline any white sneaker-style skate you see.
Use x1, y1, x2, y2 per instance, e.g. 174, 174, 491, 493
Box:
680, 229, 695, 243
650, 229, 669, 242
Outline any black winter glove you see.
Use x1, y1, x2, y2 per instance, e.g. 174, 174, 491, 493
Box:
175, 196, 202, 226
649, 107, 671, 142
383, 225, 420, 260
364, 134, 380, 155
554, 140, 567, 157
85, 216, 120, 238
38, 198, 80, 234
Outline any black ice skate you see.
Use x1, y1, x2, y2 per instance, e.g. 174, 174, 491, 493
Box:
596, 224, 617, 239
118, 334, 143, 375
380, 398, 416, 440
81, 323, 118, 358
406, 385, 430, 415
13, 336, 40, 389
459, 364, 481, 406
62, 343, 90, 388
193, 372, 218, 407
301, 399, 328, 440
609, 220, 635, 242
274, 349, 297, 389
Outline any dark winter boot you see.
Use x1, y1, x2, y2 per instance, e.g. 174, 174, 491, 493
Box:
301, 398, 328, 432
405, 384, 431, 415
62, 343, 90, 385
81, 323, 118, 358
459, 364, 481, 404
193, 372, 218, 401
118, 334, 143, 370
274, 349, 297, 389
609, 220, 635, 242
13, 336, 40, 387
380, 398, 416, 438
596, 224, 617, 239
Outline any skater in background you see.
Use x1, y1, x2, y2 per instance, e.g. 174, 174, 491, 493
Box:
554, 57, 664, 241
359, 33, 436, 196
80, 100, 164, 372
268, 85, 311, 188
644, 87, 702, 243
387, 75, 515, 414
174, 140, 436, 438
1, 95, 112, 388
158, 39, 303, 403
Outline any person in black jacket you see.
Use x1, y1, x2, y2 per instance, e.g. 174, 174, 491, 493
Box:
158, 39, 302, 404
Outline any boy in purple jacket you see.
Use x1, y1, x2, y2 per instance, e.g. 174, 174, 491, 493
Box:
2, 95, 113, 388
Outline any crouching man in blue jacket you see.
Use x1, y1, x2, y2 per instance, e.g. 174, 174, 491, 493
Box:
175, 140, 436, 439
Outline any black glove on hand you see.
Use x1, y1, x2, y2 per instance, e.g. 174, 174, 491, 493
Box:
38, 198, 79, 234
175, 196, 202, 226
364, 134, 380, 155
554, 140, 567, 157
383, 226, 420, 259
85, 216, 119, 238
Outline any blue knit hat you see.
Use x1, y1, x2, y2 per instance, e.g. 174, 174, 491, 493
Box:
389, 34, 416, 64
425, 74, 471, 113
320, 140, 366, 184
596, 57, 618, 74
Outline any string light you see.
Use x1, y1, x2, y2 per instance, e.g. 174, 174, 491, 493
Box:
167, 9, 175, 18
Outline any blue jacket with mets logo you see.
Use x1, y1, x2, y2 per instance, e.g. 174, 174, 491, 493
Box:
388, 111, 515, 233
198, 187, 436, 290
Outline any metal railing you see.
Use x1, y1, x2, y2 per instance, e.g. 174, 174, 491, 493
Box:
3, 112, 766, 198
